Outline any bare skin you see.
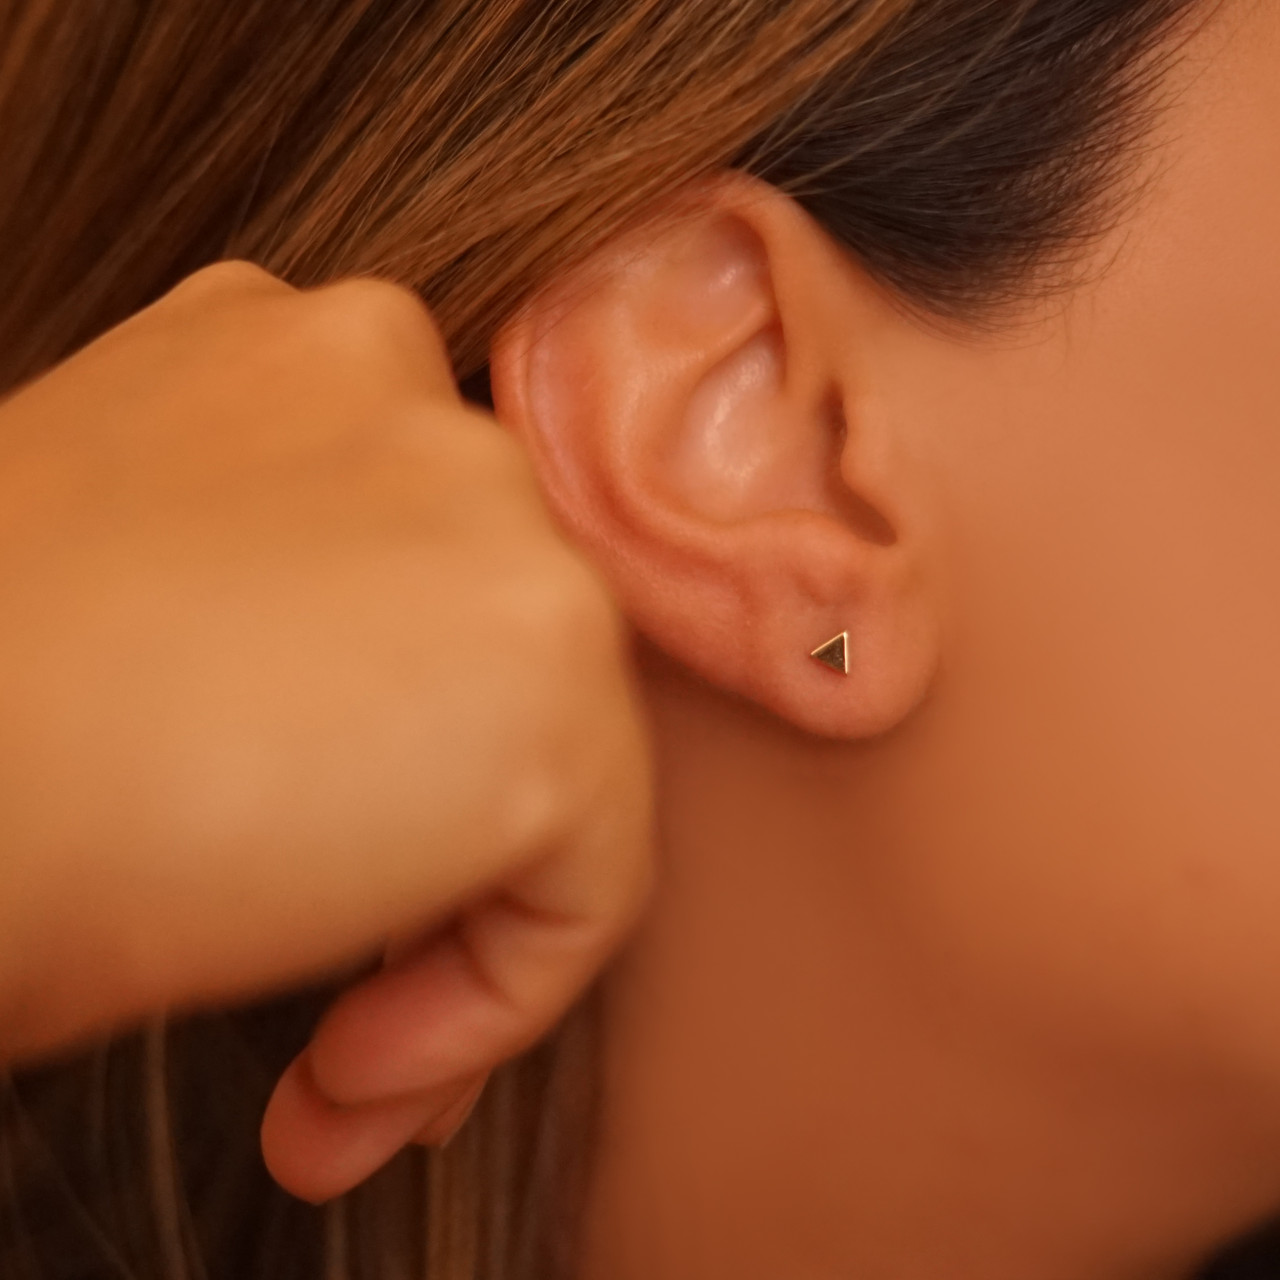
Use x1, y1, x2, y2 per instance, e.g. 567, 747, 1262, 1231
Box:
1, 0, 1276, 1272
486, 2, 1280, 1277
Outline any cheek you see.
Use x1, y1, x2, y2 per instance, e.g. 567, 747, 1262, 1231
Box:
895, 242, 1280, 1080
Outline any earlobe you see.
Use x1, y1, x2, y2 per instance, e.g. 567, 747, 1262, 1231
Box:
490, 173, 939, 739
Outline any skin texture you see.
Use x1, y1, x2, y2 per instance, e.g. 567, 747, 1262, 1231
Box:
1, 0, 1276, 1271
0, 265, 653, 1202
488, 1, 1280, 1276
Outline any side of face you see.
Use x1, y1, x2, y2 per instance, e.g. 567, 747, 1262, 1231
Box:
879, 0, 1280, 1083
490, 0, 1280, 1266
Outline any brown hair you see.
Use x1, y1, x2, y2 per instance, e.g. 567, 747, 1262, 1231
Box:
0, 1, 1202, 1277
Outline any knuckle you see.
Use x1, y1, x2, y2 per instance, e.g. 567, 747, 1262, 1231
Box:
487, 557, 628, 840
169, 259, 286, 303
304, 276, 450, 375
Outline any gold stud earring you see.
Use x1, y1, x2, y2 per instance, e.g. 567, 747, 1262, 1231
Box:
810, 630, 850, 676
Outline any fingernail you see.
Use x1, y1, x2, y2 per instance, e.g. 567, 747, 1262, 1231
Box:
438, 1088, 485, 1148
428, 1077, 488, 1148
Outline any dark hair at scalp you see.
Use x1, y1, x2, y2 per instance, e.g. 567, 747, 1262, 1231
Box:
756, 0, 1200, 316
0, 2, 1207, 1279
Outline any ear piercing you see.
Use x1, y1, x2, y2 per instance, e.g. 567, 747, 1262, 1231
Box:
810, 630, 850, 676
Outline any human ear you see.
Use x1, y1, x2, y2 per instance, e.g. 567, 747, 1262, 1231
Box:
490, 173, 938, 739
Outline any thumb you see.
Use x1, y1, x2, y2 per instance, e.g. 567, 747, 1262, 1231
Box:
260, 849, 648, 1201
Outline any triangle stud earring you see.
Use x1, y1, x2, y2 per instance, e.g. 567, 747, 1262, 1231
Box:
810, 630, 850, 676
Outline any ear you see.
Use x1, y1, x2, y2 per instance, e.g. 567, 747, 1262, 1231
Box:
490, 172, 938, 739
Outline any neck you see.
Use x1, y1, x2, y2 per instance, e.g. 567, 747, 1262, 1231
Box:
581, 643, 1280, 1280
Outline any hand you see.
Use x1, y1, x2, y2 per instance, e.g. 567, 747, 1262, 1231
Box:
0, 263, 653, 1200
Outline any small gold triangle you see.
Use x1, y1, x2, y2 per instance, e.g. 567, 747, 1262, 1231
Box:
810, 630, 849, 676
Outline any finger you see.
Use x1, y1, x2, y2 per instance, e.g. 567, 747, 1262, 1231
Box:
303, 727, 652, 1108
261, 1054, 487, 1201
412, 1072, 489, 1147
163, 259, 296, 307
304, 276, 461, 404
303, 880, 624, 1108
260, 1049, 437, 1203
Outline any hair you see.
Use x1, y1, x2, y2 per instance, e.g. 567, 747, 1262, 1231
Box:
0, 1, 1211, 1278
